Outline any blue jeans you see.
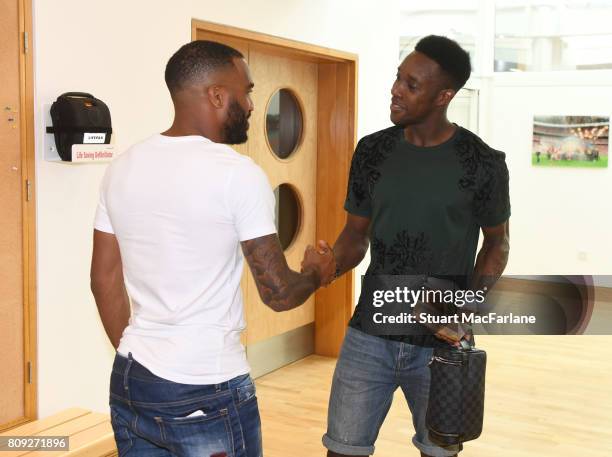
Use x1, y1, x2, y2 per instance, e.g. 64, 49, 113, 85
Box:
109, 353, 262, 457
322, 327, 461, 456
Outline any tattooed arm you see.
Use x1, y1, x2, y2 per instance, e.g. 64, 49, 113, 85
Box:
241, 234, 335, 312
470, 220, 510, 293
429, 221, 510, 346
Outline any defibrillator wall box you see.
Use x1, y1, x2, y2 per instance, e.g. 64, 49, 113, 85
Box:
46, 92, 112, 161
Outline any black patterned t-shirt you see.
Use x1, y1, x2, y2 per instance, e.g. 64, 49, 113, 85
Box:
345, 125, 511, 346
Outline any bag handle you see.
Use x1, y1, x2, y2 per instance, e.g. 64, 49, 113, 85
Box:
61, 92, 95, 99
459, 339, 472, 350
459, 327, 475, 350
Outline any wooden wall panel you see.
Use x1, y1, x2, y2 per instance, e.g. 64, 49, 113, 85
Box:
315, 63, 356, 357
0, 0, 25, 428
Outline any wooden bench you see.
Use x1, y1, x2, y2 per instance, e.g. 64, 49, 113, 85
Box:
0, 408, 117, 456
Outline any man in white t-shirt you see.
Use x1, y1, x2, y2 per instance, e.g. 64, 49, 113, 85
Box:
90, 40, 335, 457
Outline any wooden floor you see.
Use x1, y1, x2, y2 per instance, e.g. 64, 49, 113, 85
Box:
255, 336, 612, 456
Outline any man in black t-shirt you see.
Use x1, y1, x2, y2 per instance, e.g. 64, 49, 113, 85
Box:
320, 36, 510, 457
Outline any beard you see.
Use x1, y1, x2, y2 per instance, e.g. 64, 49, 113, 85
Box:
222, 99, 250, 145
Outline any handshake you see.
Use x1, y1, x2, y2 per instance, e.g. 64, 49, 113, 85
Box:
300, 240, 337, 288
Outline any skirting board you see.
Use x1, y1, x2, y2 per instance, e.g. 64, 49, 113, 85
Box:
247, 323, 315, 379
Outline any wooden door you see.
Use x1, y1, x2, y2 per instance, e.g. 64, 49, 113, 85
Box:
0, 0, 36, 430
245, 45, 318, 376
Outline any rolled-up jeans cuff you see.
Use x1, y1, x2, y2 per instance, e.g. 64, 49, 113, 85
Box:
322, 433, 375, 456
412, 435, 462, 456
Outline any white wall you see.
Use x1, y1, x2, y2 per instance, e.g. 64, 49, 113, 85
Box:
481, 71, 612, 277
33, 0, 400, 416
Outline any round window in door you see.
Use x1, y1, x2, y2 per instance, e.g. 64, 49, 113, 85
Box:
273, 183, 301, 250
265, 89, 303, 159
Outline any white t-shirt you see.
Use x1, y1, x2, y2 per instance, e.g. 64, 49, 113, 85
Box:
94, 134, 276, 384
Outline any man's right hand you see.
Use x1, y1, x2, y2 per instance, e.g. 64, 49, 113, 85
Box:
433, 326, 463, 347
414, 298, 468, 348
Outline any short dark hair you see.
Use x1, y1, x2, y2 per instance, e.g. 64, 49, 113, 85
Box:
414, 35, 471, 91
165, 40, 244, 93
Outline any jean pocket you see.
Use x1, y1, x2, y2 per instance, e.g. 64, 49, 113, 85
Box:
155, 408, 234, 457
236, 380, 257, 405
110, 406, 133, 456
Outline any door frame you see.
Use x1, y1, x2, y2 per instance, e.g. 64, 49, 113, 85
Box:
1, 0, 37, 431
191, 19, 357, 357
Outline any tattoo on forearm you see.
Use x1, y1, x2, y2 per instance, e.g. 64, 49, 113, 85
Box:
241, 234, 318, 311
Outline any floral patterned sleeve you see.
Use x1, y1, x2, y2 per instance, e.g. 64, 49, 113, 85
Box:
344, 138, 373, 218
474, 149, 511, 227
